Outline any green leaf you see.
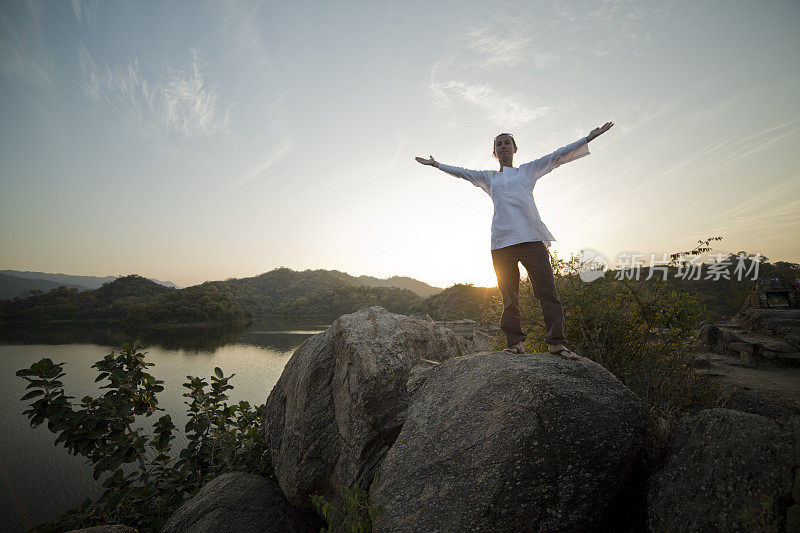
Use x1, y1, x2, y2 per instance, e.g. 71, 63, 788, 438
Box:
214, 367, 223, 379
20, 390, 44, 401
31, 358, 54, 373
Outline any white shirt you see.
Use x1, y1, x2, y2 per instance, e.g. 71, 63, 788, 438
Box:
437, 136, 590, 250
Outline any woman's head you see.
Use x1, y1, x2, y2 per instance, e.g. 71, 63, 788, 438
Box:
493, 133, 517, 160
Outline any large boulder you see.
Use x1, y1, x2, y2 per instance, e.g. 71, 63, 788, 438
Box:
265, 306, 472, 508
67, 527, 138, 533
722, 389, 800, 425
160, 472, 322, 533
732, 308, 800, 345
371, 351, 649, 532
648, 408, 795, 532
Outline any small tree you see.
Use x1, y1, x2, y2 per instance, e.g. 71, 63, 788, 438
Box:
17, 341, 270, 532
482, 238, 723, 427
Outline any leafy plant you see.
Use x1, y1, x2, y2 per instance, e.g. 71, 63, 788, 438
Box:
311, 474, 382, 533
16, 340, 270, 532
483, 238, 725, 426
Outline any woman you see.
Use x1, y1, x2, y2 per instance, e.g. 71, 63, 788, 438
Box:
415, 122, 613, 359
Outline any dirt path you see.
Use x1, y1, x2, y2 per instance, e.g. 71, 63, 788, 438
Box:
697, 352, 800, 409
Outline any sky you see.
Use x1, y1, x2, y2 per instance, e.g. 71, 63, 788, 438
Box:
1, 0, 799, 289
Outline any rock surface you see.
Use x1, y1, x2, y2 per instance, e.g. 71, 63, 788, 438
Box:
371, 351, 649, 532
694, 350, 800, 408
722, 389, 800, 425
696, 309, 800, 367
67, 526, 138, 533
265, 306, 472, 508
648, 408, 794, 532
732, 308, 800, 346
160, 472, 322, 533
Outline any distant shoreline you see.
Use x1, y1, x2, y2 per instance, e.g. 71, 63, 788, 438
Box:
0, 318, 253, 329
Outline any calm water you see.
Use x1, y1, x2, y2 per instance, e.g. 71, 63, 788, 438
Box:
0, 319, 329, 532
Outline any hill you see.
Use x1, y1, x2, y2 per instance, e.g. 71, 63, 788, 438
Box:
202, 268, 422, 318
0, 269, 180, 299
0, 272, 91, 300
0, 275, 250, 326
0, 268, 444, 323
354, 275, 442, 297
407, 283, 500, 321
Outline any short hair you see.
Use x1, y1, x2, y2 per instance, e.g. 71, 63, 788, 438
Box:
494, 132, 517, 152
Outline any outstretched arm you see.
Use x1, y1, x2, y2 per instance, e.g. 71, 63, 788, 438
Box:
525, 122, 613, 182
414, 155, 489, 191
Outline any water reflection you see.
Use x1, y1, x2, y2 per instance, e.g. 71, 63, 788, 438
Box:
1, 318, 330, 532
0, 319, 332, 352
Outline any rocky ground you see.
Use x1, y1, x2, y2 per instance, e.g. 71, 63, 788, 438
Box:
697, 351, 800, 408
693, 307, 800, 409
86, 307, 800, 533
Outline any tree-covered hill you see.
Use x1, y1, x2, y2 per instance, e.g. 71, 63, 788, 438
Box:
0, 268, 433, 324
202, 268, 423, 318
4, 255, 793, 326
0, 275, 250, 326
354, 275, 442, 297
0, 272, 91, 300
0, 269, 180, 294
123, 284, 252, 325
91, 273, 174, 303
407, 284, 500, 321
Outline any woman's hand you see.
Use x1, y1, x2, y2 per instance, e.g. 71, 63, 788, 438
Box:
415, 155, 437, 167
587, 122, 613, 142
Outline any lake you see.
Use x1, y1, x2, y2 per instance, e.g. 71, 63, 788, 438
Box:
0, 319, 329, 532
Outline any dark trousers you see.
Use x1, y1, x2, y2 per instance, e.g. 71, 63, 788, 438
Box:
491, 241, 566, 347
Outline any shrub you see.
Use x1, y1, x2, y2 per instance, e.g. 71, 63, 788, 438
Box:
16, 341, 270, 532
483, 239, 723, 427
311, 474, 382, 533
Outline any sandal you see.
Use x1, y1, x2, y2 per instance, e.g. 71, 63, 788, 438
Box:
504, 345, 525, 354
549, 348, 580, 360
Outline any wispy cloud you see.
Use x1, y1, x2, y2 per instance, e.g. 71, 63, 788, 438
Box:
213, 0, 272, 77
688, 91, 749, 122
702, 188, 800, 244
466, 25, 556, 69
427, 64, 548, 127
423, 14, 559, 129
623, 117, 800, 196
553, 0, 693, 57
612, 98, 680, 136
717, 179, 800, 220
716, 125, 800, 169
0, 4, 54, 91
585, 0, 659, 48
78, 44, 231, 151
70, 0, 97, 25
209, 139, 295, 207
160, 53, 231, 138
227, 140, 295, 193
313, 136, 408, 196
